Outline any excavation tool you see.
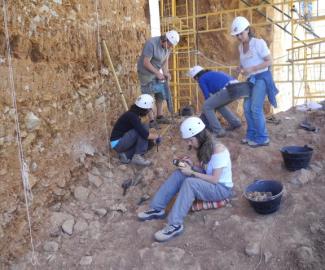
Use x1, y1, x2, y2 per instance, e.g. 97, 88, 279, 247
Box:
121, 172, 143, 196
101, 40, 128, 111
121, 179, 133, 196
163, 77, 176, 124
155, 122, 172, 152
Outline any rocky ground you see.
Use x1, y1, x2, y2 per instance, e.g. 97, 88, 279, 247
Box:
4, 107, 324, 270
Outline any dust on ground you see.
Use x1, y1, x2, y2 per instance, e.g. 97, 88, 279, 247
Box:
5, 108, 325, 270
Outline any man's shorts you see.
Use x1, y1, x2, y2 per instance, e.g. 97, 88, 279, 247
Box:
140, 80, 165, 102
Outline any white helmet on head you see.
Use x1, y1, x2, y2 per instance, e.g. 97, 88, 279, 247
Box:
231, 16, 250, 36
180, 116, 206, 139
188, 65, 204, 78
166, 30, 180, 46
135, 94, 154, 109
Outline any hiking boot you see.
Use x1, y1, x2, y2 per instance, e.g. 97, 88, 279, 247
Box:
156, 115, 171, 124
119, 152, 130, 164
131, 154, 152, 166
248, 138, 270, 148
213, 129, 226, 138
137, 208, 166, 221
154, 224, 184, 242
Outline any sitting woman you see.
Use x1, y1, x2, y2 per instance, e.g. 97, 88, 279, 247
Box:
138, 116, 233, 242
188, 65, 242, 138
110, 94, 159, 166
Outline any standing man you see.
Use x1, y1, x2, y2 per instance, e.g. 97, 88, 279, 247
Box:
137, 30, 180, 128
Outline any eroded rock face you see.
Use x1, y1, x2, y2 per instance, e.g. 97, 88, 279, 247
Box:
0, 0, 149, 262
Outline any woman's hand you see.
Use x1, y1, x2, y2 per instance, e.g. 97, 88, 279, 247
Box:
241, 67, 255, 76
180, 156, 193, 167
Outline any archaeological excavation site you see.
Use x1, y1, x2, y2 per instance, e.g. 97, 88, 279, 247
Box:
0, 0, 325, 269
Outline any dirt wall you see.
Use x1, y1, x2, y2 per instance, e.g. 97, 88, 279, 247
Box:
0, 0, 148, 261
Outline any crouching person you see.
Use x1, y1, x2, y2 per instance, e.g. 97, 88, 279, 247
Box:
110, 94, 160, 166
138, 117, 233, 241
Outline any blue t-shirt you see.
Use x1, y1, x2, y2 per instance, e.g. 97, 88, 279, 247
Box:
198, 71, 234, 99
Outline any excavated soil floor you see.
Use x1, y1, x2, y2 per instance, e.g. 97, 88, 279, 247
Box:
6, 108, 325, 270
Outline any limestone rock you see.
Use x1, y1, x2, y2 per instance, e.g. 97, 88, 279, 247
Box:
139, 246, 186, 265
74, 219, 88, 233
310, 222, 323, 234
264, 251, 272, 263
310, 162, 323, 174
80, 256, 92, 265
95, 96, 105, 109
118, 164, 128, 171
94, 208, 107, 217
245, 242, 260, 256
110, 203, 127, 213
88, 173, 103, 188
295, 246, 315, 265
290, 169, 316, 187
89, 221, 101, 239
74, 186, 89, 201
62, 219, 75, 235
50, 212, 74, 229
25, 112, 41, 131
43, 241, 59, 252
50, 203, 62, 212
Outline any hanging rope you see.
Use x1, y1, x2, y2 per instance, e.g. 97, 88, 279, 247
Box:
2, 0, 37, 266
94, 0, 112, 168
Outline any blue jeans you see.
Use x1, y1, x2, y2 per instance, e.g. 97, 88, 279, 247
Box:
150, 170, 233, 225
201, 88, 241, 134
243, 79, 268, 143
113, 126, 148, 159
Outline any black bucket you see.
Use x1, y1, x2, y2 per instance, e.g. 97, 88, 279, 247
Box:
180, 105, 194, 116
280, 145, 313, 171
226, 82, 252, 99
244, 180, 283, 214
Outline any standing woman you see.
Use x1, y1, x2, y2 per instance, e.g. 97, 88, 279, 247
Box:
138, 117, 233, 242
231, 16, 278, 147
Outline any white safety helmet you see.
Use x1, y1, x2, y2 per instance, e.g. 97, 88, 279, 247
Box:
135, 94, 154, 109
180, 116, 206, 139
166, 30, 180, 46
188, 65, 204, 78
231, 16, 250, 36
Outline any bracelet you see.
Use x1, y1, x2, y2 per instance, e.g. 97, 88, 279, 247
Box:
190, 171, 196, 177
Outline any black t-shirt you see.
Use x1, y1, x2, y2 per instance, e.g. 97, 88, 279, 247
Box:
110, 111, 149, 141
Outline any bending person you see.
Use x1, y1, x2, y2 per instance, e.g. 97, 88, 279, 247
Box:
231, 16, 278, 147
138, 117, 233, 242
110, 94, 160, 166
188, 66, 241, 137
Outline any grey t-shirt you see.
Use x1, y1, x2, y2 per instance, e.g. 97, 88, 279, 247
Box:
137, 36, 170, 85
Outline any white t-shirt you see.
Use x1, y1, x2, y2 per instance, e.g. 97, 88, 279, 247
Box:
206, 149, 233, 188
239, 37, 270, 77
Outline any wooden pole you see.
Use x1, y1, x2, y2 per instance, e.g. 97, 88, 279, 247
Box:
101, 40, 128, 111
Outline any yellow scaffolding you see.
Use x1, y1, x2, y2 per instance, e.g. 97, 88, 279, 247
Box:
160, 0, 325, 112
